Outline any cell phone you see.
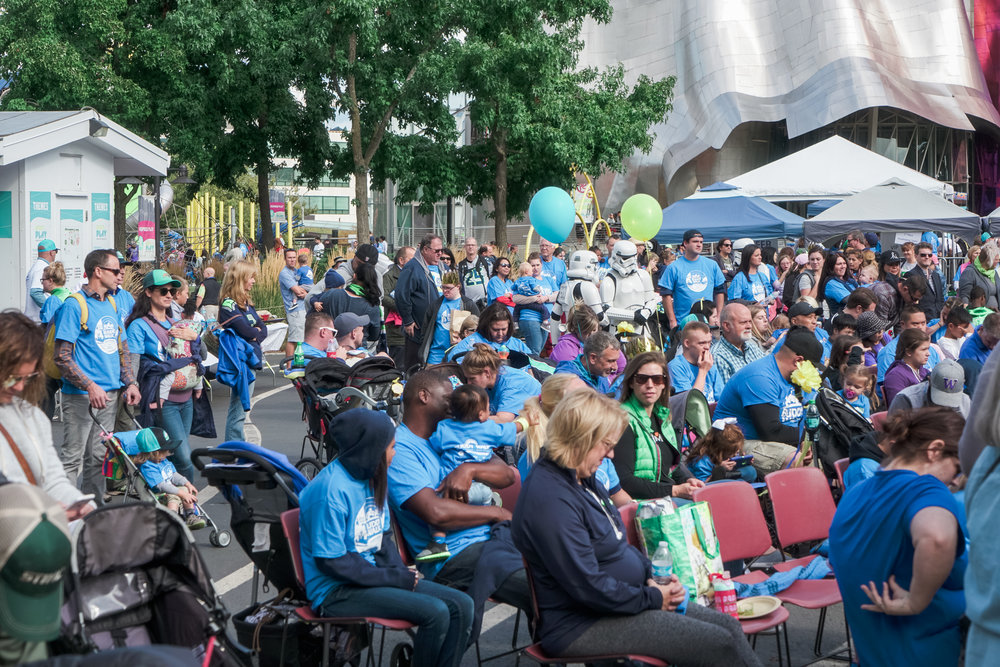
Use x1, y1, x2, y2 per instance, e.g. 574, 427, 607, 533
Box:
66, 494, 96, 511
729, 455, 754, 467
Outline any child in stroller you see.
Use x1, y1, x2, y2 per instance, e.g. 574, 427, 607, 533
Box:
134, 427, 206, 531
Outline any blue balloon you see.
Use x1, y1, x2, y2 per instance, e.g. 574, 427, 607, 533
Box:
528, 187, 576, 243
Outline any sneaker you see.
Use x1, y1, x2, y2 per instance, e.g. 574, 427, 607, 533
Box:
186, 514, 207, 531
415, 541, 451, 563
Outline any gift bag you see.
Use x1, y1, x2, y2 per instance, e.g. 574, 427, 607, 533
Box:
635, 498, 724, 605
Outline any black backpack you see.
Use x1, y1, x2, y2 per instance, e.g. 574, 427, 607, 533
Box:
812, 388, 874, 479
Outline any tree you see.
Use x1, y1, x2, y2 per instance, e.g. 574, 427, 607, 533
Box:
378, 0, 674, 247
294, 0, 461, 243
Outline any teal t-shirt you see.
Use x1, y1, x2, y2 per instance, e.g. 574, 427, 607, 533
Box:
54, 293, 122, 394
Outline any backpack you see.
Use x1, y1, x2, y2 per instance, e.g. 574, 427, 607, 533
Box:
43, 292, 118, 380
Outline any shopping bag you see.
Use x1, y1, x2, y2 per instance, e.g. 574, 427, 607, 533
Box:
635, 498, 724, 605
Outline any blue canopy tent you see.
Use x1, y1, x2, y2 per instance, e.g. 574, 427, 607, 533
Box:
655, 186, 805, 244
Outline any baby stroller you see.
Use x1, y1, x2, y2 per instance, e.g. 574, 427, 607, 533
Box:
92, 407, 229, 548
59, 502, 248, 666
191, 442, 309, 602
812, 387, 875, 480
669, 388, 713, 454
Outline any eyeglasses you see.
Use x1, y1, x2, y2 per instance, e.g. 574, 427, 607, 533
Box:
98, 266, 122, 276
2, 371, 38, 390
632, 373, 667, 386
155, 287, 178, 297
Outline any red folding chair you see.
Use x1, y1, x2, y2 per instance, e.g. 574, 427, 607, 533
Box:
497, 467, 521, 512
617, 501, 642, 552
833, 457, 850, 493
692, 482, 791, 665
280, 509, 415, 667
871, 411, 888, 432
521, 558, 668, 667
765, 468, 849, 659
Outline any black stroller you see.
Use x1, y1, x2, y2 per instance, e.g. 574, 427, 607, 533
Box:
812, 387, 875, 479
59, 502, 248, 665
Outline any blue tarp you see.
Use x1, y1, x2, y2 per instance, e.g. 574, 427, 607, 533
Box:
806, 199, 841, 217
655, 195, 805, 244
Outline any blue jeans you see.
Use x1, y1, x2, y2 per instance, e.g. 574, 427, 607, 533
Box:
157, 398, 195, 483
225, 378, 254, 442
320, 579, 474, 667
519, 319, 543, 355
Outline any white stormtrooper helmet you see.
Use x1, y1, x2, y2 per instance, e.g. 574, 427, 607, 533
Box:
567, 250, 599, 281
732, 237, 755, 264
610, 240, 639, 275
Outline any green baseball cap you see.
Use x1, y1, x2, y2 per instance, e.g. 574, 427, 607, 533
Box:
136, 427, 175, 453
37, 239, 58, 252
0, 484, 72, 642
142, 269, 182, 290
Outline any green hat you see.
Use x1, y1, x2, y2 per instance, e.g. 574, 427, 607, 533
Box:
0, 484, 72, 642
36, 239, 58, 253
142, 269, 181, 290
136, 427, 174, 453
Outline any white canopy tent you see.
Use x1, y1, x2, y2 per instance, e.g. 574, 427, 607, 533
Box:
688, 136, 955, 202
806, 179, 980, 240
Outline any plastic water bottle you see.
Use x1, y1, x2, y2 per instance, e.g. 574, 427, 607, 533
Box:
651, 542, 673, 584
294, 342, 305, 368
805, 400, 820, 431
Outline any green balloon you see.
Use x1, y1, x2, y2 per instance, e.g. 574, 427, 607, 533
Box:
620, 194, 662, 241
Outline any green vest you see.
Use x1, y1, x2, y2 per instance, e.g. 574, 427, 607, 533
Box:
621, 394, 677, 481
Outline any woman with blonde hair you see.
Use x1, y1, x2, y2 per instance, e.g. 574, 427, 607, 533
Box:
460, 343, 539, 423
218, 262, 268, 440
38, 261, 70, 326
516, 374, 632, 506
748, 304, 776, 349
511, 390, 759, 666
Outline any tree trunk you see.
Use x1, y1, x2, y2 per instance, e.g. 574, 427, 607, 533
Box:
493, 132, 509, 249
258, 164, 274, 253
354, 166, 370, 244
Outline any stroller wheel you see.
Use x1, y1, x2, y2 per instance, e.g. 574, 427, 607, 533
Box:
209, 529, 232, 548
296, 457, 323, 480
389, 642, 412, 667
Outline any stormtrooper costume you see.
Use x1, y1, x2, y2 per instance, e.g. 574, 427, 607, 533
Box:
600, 240, 661, 333
551, 250, 606, 343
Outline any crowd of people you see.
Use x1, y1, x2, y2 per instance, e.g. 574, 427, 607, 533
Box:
6, 224, 1000, 666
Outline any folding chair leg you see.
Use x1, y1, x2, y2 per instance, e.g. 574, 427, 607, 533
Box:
378, 625, 389, 667
814, 607, 827, 656
321, 623, 330, 667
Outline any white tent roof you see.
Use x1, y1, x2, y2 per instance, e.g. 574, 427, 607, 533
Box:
689, 136, 954, 202
806, 179, 979, 240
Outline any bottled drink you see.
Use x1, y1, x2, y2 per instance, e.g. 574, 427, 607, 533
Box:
650, 541, 673, 584
294, 342, 305, 368
805, 400, 820, 431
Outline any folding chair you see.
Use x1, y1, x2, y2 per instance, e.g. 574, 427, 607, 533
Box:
496, 468, 522, 512
280, 509, 415, 667
618, 501, 642, 551
692, 482, 791, 666
765, 468, 849, 659
871, 411, 888, 432
833, 457, 850, 493
521, 558, 668, 667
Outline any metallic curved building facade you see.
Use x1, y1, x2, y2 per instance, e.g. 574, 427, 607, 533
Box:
578, 0, 1000, 212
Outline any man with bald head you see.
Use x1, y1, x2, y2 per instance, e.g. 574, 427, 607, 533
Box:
458, 236, 490, 306
196, 266, 221, 323
711, 302, 766, 384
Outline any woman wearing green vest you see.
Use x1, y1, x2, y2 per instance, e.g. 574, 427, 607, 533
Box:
612, 351, 704, 500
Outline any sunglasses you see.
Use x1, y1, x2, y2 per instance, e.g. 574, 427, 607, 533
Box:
319, 326, 339, 336
98, 266, 122, 276
430, 248, 444, 254
155, 287, 178, 297
918, 253, 933, 258
720, 243, 732, 248
2, 371, 39, 390
632, 372, 667, 386
498, 263, 510, 268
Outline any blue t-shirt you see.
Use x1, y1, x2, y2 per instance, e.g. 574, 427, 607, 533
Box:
39, 292, 67, 325
876, 336, 941, 383
829, 470, 966, 667
444, 332, 533, 362
513, 275, 543, 297
843, 457, 879, 489
299, 460, 390, 609
657, 255, 725, 322
126, 317, 171, 361
388, 424, 491, 578
296, 265, 315, 287
54, 292, 123, 394
959, 330, 992, 365
713, 355, 804, 440
489, 366, 541, 416
112, 288, 136, 327
518, 452, 621, 494
430, 419, 517, 475
139, 457, 179, 489
823, 278, 855, 309
428, 298, 462, 364
540, 256, 567, 288
486, 277, 514, 313
301, 342, 326, 359
838, 392, 871, 419
727, 270, 770, 303
279, 266, 303, 314
515, 275, 556, 322
428, 264, 443, 295
667, 355, 725, 402
688, 455, 757, 483
771, 327, 832, 367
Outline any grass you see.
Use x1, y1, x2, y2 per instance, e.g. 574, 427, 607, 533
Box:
250, 252, 286, 317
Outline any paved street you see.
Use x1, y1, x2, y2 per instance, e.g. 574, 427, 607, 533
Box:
60, 357, 849, 666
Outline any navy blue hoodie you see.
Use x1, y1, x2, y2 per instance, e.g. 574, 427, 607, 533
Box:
511, 457, 662, 655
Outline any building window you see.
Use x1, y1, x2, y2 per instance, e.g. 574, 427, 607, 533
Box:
300, 195, 351, 215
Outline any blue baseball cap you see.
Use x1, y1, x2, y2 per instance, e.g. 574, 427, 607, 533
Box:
37, 240, 57, 252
